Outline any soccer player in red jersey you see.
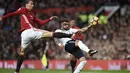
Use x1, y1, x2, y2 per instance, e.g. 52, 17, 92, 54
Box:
70, 20, 83, 40
55, 19, 98, 73
0, 0, 74, 73
69, 20, 83, 73
69, 19, 97, 73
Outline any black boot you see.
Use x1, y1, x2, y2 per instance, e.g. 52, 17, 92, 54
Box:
88, 50, 98, 56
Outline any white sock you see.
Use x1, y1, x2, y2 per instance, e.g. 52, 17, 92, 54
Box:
78, 41, 90, 52
74, 61, 87, 73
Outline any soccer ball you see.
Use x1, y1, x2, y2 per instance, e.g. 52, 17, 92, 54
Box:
90, 16, 99, 25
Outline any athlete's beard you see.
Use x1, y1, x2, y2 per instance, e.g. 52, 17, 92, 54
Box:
63, 27, 70, 30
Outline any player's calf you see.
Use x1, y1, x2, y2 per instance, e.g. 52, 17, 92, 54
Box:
53, 32, 73, 38
74, 57, 86, 73
14, 49, 25, 73
41, 32, 73, 38
76, 40, 90, 52
70, 58, 77, 73
76, 40, 98, 56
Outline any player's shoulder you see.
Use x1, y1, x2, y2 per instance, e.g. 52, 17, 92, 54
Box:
55, 29, 62, 32
70, 28, 78, 30
73, 26, 80, 29
70, 28, 74, 30
17, 7, 27, 11
69, 28, 78, 33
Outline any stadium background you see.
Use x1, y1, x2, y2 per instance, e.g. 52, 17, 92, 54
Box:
0, 0, 130, 73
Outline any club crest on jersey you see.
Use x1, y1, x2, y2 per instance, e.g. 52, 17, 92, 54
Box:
30, 15, 33, 20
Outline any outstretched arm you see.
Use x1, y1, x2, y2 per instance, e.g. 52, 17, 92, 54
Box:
34, 16, 58, 26
0, 8, 25, 20
78, 16, 99, 32
77, 23, 95, 33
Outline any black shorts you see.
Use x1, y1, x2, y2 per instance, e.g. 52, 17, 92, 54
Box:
65, 40, 84, 59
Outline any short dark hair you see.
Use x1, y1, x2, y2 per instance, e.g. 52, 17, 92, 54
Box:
22, 0, 34, 6
59, 18, 70, 24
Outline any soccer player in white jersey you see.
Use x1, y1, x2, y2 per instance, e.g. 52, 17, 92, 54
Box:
55, 19, 98, 73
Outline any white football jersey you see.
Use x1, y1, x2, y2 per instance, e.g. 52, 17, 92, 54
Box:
55, 28, 78, 45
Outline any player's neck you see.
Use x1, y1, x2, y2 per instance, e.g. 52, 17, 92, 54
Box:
61, 28, 70, 31
25, 7, 32, 11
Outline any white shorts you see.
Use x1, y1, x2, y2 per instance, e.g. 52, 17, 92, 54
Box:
21, 28, 49, 49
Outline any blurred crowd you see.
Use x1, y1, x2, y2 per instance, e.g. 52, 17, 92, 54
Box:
0, 0, 115, 8
0, 0, 130, 60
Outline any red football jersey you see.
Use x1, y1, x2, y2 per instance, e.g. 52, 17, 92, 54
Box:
72, 26, 83, 40
2, 7, 51, 32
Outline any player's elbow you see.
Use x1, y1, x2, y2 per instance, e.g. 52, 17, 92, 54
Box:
78, 29, 84, 33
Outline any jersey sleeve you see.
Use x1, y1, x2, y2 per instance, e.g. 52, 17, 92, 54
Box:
34, 16, 51, 26
70, 28, 79, 34
55, 29, 62, 32
2, 7, 26, 19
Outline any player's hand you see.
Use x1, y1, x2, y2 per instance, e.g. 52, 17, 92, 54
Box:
50, 16, 58, 20
0, 17, 2, 21
59, 44, 64, 49
71, 34, 76, 40
58, 43, 64, 49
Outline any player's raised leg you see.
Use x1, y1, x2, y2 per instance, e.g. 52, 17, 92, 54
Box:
41, 32, 73, 38
33, 28, 73, 39
75, 40, 98, 56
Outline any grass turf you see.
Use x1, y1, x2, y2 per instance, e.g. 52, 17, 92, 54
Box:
0, 69, 130, 73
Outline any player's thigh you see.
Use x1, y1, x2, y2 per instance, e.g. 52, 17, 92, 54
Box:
21, 32, 31, 49
21, 29, 38, 49
32, 29, 53, 39
65, 41, 84, 59
79, 57, 86, 62
33, 28, 53, 38
65, 40, 76, 52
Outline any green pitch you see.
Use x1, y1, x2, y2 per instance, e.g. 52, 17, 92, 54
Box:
0, 69, 130, 73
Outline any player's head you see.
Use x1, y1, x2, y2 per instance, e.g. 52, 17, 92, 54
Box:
24, 0, 34, 10
70, 20, 76, 27
60, 19, 70, 30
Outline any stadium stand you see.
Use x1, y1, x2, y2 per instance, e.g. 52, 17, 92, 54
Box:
0, 0, 130, 60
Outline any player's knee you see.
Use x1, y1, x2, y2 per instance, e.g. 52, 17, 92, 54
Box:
75, 40, 79, 47
79, 57, 86, 62
69, 54, 75, 60
81, 60, 87, 65
71, 57, 76, 61
72, 57, 76, 61
80, 57, 87, 64
19, 52, 25, 56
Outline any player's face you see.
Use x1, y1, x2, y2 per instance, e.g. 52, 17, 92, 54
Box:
62, 22, 70, 30
26, 1, 34, 10
70, 20, 76, 27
